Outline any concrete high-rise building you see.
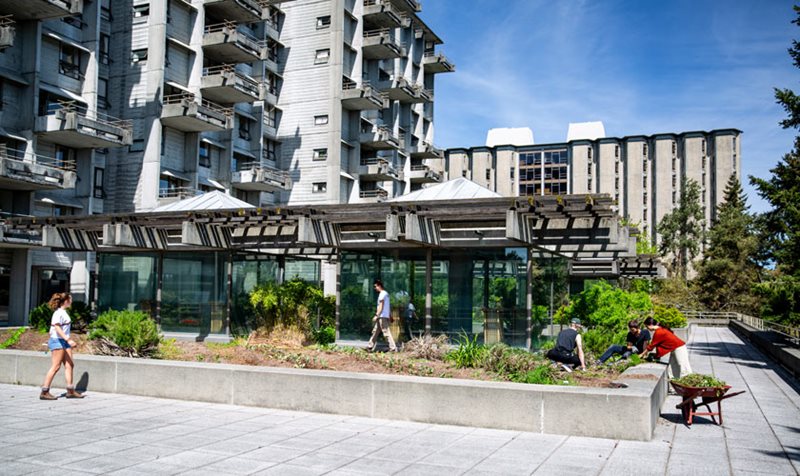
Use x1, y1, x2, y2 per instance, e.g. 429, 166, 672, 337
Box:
445, 128, 742, 248
0, 0, 452, 325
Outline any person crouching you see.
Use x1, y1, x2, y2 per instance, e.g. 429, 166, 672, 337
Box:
546, 318, 586, 372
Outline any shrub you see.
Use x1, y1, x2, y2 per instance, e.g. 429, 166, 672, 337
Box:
88, 310, 160, 357
404, 334, 449, 360
312, 325, 336, 345
513, 365, 565, 385
653, 304, 687, 329
581, 328, 626, 355
28, 303, 52, 333
249, 279, 335, 340
67, 301, 92, 333
0, 328, 26, 349
555, 281, 652, 333
445, 332, 487, 368
482, 343, 540, 376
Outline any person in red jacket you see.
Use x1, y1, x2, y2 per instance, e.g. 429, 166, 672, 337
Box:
639, 317, 692, 379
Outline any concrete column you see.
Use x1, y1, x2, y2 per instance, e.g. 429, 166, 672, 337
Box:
69, 253, 89, 301
9, 249, 32, 326
425, 248, 432, 336
526, 248, 533, 350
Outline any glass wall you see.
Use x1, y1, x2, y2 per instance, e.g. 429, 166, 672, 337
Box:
160, 252, 227, 335
339, 252, 378, 340
231, 256, 279, 336
98, 254, 157, 317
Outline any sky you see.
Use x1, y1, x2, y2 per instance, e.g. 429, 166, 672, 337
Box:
421, 0, 798, 213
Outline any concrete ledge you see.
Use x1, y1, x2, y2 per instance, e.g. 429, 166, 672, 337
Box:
0, 350, 667, 441
730, 320, 800, 378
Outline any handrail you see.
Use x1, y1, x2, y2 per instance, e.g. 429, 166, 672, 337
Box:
0, 147, 76, 171
204, 21, 265, 48
47, 101, 133, 131
410, 164, 429, 171
681, 310, 799, 346
158, 187, 196, 199
360, 188, 388, 198
163, 93, 233, 117
202, 64, 260, 91
360, 157, 388, 166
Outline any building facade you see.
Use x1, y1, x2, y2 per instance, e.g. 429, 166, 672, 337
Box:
0, 0, 452, 325
445, 129, 742, 247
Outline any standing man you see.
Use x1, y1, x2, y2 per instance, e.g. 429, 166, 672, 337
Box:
546, 318, 586, 371
367, 279, 398, 352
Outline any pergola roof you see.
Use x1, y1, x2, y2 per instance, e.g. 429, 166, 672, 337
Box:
389, 178, 500, 202
151, 191, 255, 212
6, 192, 662, 276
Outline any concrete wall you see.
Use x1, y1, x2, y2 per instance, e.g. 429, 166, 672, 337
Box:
0, 349, 667, 441
730, 320, 800, 378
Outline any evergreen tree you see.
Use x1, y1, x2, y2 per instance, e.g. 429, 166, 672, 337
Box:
657, 178, 705, 280
695, 175, 760, 313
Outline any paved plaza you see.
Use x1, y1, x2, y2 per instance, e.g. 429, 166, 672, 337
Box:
0, 327, 798, 475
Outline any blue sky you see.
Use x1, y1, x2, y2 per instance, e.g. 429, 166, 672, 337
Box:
422, 0, 798, 213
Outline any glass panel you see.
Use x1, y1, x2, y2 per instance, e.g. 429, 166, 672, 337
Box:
231, 256, 279, 336
161, 252, 226, 335
339, 252, 379, 340
285, 259, 320, 285
98, 254, 157, 317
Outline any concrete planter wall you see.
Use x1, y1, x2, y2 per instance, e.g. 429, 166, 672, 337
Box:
0, 350, 667, 441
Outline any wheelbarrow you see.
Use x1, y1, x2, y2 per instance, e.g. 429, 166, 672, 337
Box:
670, 381, 745, 426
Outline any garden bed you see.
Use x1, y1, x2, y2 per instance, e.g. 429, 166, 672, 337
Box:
0, 327, 633, 388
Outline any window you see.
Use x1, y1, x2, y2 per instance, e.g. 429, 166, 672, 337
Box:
643, 193, 648, 205
314, 115, 328, 125
133, 4, 150, 18
672, 157, 676, 171
614, 178, 619, 190
587, 179, 592, 190
587, 162, 592, 175
642, 176, 647, 188
99, 34, 110, 64
265, 139, 277, 162
672, 191, 677, 204
98, 78, 109, 108
642, 143, 648, 156
55, 145, 76, 169
485, 169, 491, 180
100, 0, 112, 20
238, 117, 251, 140
510, 168, 515, 180
94, 168, 105, 199
701, 139, 706, 155
672, 141, 677, 155
614, 161, 619, 174
313, 148, 328, 161
614, 145, 619, 158
462, 170, 467, 178
587, 147, 592, 159
312, 182, 327, 193
160, 125, 167, 156
315, 49, 330, 64
316, 15, 331, 29
59, 44, 81, 79
164, 47, 170, 67
199, 143, 210, 168
62, 14, 83, 29
131, 49, 148, 63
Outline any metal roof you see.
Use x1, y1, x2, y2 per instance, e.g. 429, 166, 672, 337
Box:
389, 178, 501, 202
151, 190, 255, 213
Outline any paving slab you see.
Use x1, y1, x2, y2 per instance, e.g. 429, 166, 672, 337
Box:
0, 327, 798, 475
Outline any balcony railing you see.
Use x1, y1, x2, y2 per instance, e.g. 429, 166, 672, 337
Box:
423, 51, 455, 73
162, 93, 233, 132
362, 28, 405, 59
359, 188, 389, 199
203, 21, 265, 62
0, 147, 78, 190
37, 101, 133, 147
201, 64, 261, 103
0, 16, 15, 50
159, 187, 197, 199
232, 161, 291, 191
342, 78, 388, 110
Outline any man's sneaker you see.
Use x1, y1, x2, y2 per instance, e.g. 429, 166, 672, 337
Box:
560, 364, 573, 373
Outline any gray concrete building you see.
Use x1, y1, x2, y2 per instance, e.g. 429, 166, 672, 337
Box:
0, 0, 452, 325
445, 128, 742, 248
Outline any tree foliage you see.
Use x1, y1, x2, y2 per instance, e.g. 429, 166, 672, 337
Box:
694, 175, 761, 314
657, 178, 706, 279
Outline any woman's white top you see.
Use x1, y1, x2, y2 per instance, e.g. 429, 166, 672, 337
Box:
49, 308, 71, 339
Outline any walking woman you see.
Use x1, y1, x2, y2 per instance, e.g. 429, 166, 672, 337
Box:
40, 293, 84, 400
639, 317, 693, 379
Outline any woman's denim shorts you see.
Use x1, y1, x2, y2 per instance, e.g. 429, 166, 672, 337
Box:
47, 338, 70, 351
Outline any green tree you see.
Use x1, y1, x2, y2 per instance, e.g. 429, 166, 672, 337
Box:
749, 5, 800, 325
657, 178, 706, 279
695, 175, 761, 313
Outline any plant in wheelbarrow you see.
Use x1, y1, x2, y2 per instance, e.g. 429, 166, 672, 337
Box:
669, 373, 745, 425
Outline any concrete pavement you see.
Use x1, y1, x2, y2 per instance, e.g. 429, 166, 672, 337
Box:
0, 326, 798, 475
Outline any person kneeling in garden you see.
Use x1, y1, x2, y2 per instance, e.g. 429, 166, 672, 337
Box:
639, 317, 692, 379
597, 319, 651, 364
546, 318, 586, 371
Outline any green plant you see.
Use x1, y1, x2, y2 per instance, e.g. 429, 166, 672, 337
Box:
154, 338, 183, 360
512, 365, 566, 385
28, 303, 52, 333
482, 344, 540, 377
67, 301, 92, 333
0, 328, 26, 349
580, 328, 626, 355
312, 325, 336, 345
249, 279, 335, 339
653, 305, 687, 329
671, 373, 726, 388
445, 332, 487, 368
555, 281, 652, 334
88, 309, 160, 357
403, 334, 450, 360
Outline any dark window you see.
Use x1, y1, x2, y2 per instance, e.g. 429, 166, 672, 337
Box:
98, 78, 109, 108
264, 140, 277, 161
131, 49, 148, 63
238, 118, 251, 140
59, 44, 81, 79
62, 14, 83, 29
94, 168, 105, 199
485, 169, 491, 180
312, 182, 327, 193
199, 143, 211, 168
55, 145, 76, 169
316, 16, 331, 29
100, 0, 112, 20
99, 34, 110, 64
133, 4, 150, 18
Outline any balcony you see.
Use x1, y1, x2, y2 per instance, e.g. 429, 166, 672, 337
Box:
161, 94, 232, 132
363, 0, 402, 29
342, 78, 387, 111
378, 76, 425, 103
201, 65, 261, 104
423, 51, 455, 74
0, 16, 14, 50
389, 0, 421, 13
264, 17, 280, 40
0, 0, 82, 21
411, 141, 443, 159
360, 158, 398, 181
158, 187, 198, 207
359, 187, 389, 203
203, 22, 264, 64
360, 124, 400, 150
0, 148, 77, 191
204, 0, 264, 24
408, 164, 441, 184
261, 82, 279, 105
35, 102, 133, 148
363, 29, 404, 60
231, 162, 291, 192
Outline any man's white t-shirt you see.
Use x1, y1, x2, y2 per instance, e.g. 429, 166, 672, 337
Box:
377, 290, 391, 318
50, 308, 71, 339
